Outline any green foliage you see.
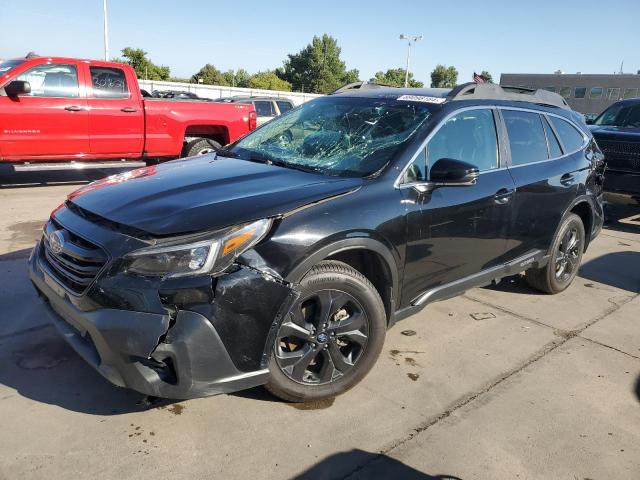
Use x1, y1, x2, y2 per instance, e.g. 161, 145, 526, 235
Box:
222, 69, 251, 88
117, 47, 170, 81
248, 71, 292, 91
480, 70, 493, 83
191, 64, 228, 85
430, 64, 458, 88
343, 69, 361, 85
278, 34, 359, 93
371, 68, 424, 88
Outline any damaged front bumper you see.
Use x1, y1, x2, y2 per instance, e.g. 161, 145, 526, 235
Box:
28, 209, 297, 399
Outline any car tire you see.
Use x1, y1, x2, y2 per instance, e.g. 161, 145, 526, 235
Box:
183, 138, 221, 157
265, 260, 386, 403
525, 213, 585, 294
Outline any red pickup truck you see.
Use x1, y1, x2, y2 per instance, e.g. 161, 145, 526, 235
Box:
0, 56, 257, 170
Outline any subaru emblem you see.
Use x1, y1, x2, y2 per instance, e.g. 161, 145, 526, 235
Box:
49, 230, 65, 255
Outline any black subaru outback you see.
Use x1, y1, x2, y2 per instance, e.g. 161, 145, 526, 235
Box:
29, 83, 605, 403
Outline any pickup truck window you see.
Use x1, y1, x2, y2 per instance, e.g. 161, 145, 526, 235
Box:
16, 64, 79, 98
277, 101, 293, 114
254, 101, 276, 117
90, 66, 129, 99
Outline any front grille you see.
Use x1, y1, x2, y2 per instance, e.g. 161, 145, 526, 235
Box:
41, 218, 108, 294
597, 140, 640, 171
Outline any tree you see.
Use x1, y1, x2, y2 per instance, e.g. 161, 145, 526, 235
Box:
278, 34, 359, 93
222, 69, 251, 88
343, 68, 361, 84
191, 64, 228, 85
430, 64, 458, 88
480, 70, 493, 83
249, 71, 292, 91
371, 68, 424, 88
116, 47, 170, 80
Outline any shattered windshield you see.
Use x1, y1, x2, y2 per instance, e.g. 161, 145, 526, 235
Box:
228, 96, 433, 177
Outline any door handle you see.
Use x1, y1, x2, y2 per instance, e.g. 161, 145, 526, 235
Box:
560, 173, 575, 186
121, 107, 137, 113
494, 188, 515, 204
64, 105, 84, 111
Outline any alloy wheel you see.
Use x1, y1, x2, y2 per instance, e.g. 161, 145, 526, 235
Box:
274, 289, 369, 385
555, 226, 581, 282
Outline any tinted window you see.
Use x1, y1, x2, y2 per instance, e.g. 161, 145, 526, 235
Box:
549, 116, 584, 152
542, 116, 563, 157
254, 101, 275, 116
16, 64, 79, 98
574, 87, 586, 99
427, 108, 498, 173
277, 101, 293, 114
502, 110, 548, 165
595, 103, 630, 126
90, 67, 129, 98
590, 87, 603, 99
402, 148, 427, 183
624, 105, 640, 128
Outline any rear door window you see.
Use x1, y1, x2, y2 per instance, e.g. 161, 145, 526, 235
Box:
254, 101, 275, 116
16, 63, 79, 98
548, 116, 585, 153
276, 101, 293, 114
542, 116, 563, 158
90, 67, 129, 98
502, 110, 548, 165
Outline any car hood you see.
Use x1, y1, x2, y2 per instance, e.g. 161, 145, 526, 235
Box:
68, 156, 362, 236
588, 125, 640, 142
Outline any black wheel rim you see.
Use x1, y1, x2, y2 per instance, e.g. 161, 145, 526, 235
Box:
555, 226, 581, 282
274, 289, 369, 385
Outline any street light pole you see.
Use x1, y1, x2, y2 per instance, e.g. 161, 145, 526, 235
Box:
399, 34, 423, 88
103, 0, 109, 61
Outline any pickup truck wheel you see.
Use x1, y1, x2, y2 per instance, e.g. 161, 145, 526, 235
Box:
265, 260, 386, 403
525, 213, 585, 294
184, 138, 221, 157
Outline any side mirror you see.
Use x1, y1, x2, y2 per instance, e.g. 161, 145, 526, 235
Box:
585, 118, 594, 125
4, 80, 31, 97
429, 158, 480, 186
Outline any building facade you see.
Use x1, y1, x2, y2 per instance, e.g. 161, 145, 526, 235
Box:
500, 73, 640, 116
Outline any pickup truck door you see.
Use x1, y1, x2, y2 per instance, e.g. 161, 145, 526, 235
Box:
84, 64, 144, 156
0, 61, 89, 159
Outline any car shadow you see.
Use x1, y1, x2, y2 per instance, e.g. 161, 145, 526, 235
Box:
483, 274, 543, 295
579, 251, 640, 293
603, 202, 640, 234
635, 375, 640, 404
293, 449, 462, 479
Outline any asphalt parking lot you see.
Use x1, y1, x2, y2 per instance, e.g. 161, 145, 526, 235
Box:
0, 170, 638, 480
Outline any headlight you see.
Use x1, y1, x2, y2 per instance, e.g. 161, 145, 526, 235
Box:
124, 218, 272, 278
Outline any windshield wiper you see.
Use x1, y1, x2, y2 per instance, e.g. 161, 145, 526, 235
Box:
217, 147, 241, 158
267, 158, 324, 174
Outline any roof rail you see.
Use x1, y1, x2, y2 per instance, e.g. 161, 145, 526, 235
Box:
447, 82, 570, 109
330, 81, 391, 94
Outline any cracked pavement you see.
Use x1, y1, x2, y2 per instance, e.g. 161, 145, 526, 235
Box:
0, 174, 638, 480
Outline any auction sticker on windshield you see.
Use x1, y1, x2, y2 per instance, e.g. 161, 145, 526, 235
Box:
397, 94, 446, 104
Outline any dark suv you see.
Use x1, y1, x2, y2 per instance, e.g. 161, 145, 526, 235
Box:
587, 97, 640, 202
29, 83, 605, 403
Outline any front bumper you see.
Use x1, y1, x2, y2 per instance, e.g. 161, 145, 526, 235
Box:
30, 252, 273, 399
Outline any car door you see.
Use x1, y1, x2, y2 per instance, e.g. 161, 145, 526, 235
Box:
399, 107, 515, 305
500, 109, 587, 259
85, 64, 144, 156
0, 61, 89, 159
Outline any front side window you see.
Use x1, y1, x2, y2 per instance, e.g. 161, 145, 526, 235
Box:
277, 101, 293, 114
426, 108, 499, 173
254, 101, 275, 116
548, 116, 585, 152
502, 110, 548, 166
230, 96, 433, 177
590, 87, 603, 99
16, 63, 79, 98
624, 105, 640, 128
90, 67, 129, 98
401, 148, 427, 183
574, 87, 587, 99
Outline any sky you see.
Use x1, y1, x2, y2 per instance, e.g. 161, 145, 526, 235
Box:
1, 0, 638, 86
